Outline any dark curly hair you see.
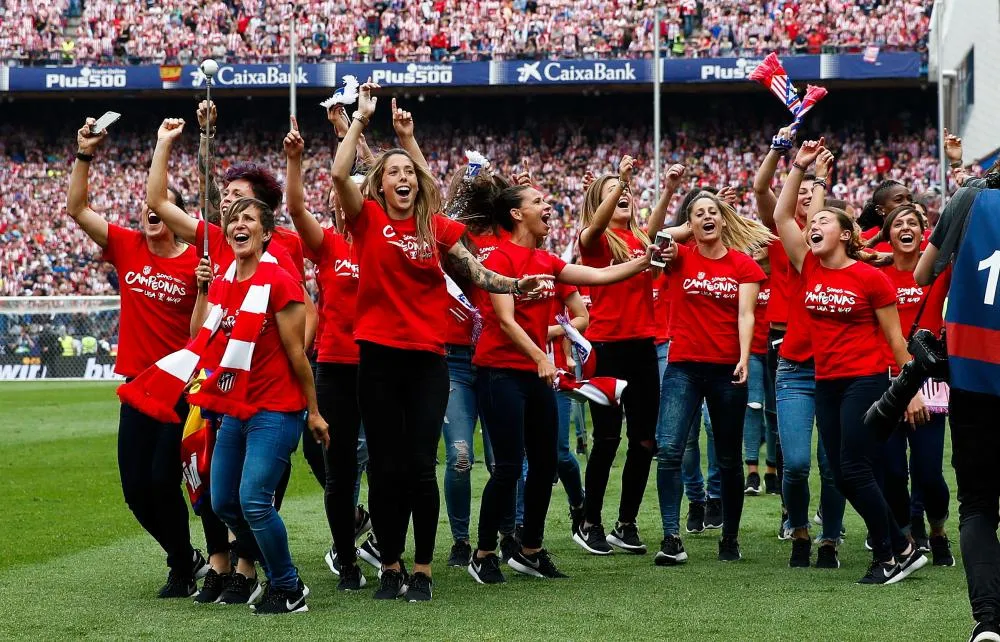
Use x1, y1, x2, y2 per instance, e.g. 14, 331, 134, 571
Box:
223, 162, 283, 211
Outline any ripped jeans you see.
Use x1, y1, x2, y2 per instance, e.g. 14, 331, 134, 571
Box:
443, 345, 495, 543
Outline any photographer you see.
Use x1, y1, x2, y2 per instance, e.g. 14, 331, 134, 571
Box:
916, 179, 1000, 642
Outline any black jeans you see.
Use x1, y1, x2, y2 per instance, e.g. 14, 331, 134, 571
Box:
878, 414, 950, 531
951, 387, 1000, 624
317, 362, 363, 566
476, 367, 558, 552
357, 341, 448, 566
118, 402, 229, 571
586, 338, 659, 526
815, 374, 907, 562
765, 328, 785, 486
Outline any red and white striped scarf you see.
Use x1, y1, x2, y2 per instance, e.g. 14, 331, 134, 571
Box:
117, 253, 280, 423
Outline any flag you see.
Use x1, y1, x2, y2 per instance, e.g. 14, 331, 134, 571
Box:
555, 370, 627, 406
863, 45, 880, 64
749, 52, 828, 135
180, 370, 214, 514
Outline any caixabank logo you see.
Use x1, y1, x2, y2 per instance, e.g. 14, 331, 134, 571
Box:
498, 60, 649, 85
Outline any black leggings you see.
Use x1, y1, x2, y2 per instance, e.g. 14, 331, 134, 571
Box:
586, 338, 658, 526
317, 362, 363, 566
357, 341, 449, 566
476, 367, 558, 552
118, 402, 229, 571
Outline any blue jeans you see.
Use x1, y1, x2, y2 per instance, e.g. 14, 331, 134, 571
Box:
656, 362, 748, 537
657, 342, 719, 502
743, 354, 778, 466
212, 410, 303, 590
776, 357, 844, 541
443, 345, 494, 543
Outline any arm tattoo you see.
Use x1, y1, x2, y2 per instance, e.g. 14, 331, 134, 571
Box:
447, 242, 517, 294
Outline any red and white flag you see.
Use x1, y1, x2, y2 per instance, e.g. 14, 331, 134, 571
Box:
555, 370, 627, 407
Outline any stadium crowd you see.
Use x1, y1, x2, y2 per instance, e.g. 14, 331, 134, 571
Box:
0, 0, 932, 66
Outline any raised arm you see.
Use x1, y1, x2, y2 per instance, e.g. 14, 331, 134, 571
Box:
558, 243, 665, 286
579, 155, 633, 250
446, 242, 551, 296
646, 163, 685, 237
67, 118, 110, 248
190, 258, 213, 338
808, 147, 834, 220
391, 97, 428, 171
490, 291, 557, 386
283, 116, 324, 253
332, 82, 379, 220
753, 125, 794, 228
196, 100, 221, 223
774, 139, 824, 273
147, 118, 198, 244
329, 104, 375, 168
734, 282, 760, 384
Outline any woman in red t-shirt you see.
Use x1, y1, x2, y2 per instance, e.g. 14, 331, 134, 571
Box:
66, 117, 227, 598
332, 82, 548, 601
574, 156, 687, 556
878, 204, 954, 565
775, 140, 929, 585
468, 183, 667, 584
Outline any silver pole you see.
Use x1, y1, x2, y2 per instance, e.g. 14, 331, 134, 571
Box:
935, 0, 947, 206
203, 78, 212, 257
290, 8, 297, 118
653, 8, 662, 205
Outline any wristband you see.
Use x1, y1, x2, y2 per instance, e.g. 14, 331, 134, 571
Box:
75, 152, 94, 162
813, 179, 827, 189
792, 161, 808, 172
950, 160, 963, 168
352, 111, 370, 127
511, 278, 523, 297
770, 134, 793, 152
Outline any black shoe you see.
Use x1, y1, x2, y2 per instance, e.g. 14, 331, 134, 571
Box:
576, 436, 587, 456
573, 523, 613, 555
499, 533, 520, 563
158, 569, 197, 598
337, 563, 367, 591
508, 548, 568, 579
468, 553, 506, 584
814, 507, 823, 525
744, 472, 761, 496
570, 504, 585, 536
893, 546, 929, 583
194, 569, 231, 604
718, 535, 742, 562
864, 535, 873, 551
190, 550, 210, 580
374, 567, 408, 600
686, 501, 706, 534
357, 534, 382, 569
857, 558, 900, 585
406, 572, 433, 602
969, 621, 1000, 642
355, 505, 372, 541
606, 522, 647, 554
251, 578, 309, 615
931, 535, 956, 567
911, 516, 931, 553
448, 540, 473, 568
217, 572, 263, 605
654, 535, 688, 566
704, 499, 723, 529
789, 538, 811, 568
764, 472, 779, 495
815, 543, 840, 569
324, 547, 341, 576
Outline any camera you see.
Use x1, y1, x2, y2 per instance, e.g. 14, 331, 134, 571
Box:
864, 329, 949, 439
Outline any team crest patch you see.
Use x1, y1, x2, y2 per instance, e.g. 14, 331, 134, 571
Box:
217, 372, 236, 393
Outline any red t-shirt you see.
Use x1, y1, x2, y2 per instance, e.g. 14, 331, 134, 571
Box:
103, 225, 199, 377
443, 229, 508, 346
751, 278, 771, 355
801, 253, 897, 380
579, 229, 655, 342
652, 272, 671, 345
271, 227, 306, 282
473, 240, 567, 372
551, 282, 579, 371
304, 228, 359, 364
766, 230, 792, 326
209, 265, 306, 412
196, 220, 304, 283
880, 263, 951, 374
779, 267, 813, 362
347, 200, 466, 354
667, 244, 766, 365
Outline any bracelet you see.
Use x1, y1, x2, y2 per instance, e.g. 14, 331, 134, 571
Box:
352, 111, 370, 127
950, 160, 963, 168
813, 179, 828, 189
511, 278, 523, 297
75, 152, 94, 162
200, 130, 214, 139
792, 161, 808, 172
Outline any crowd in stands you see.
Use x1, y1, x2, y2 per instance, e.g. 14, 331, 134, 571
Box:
0, 0, 932, 66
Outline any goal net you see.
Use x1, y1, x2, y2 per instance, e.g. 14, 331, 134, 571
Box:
0, 296, 123, 381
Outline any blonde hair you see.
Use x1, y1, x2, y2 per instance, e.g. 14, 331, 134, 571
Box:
686, 191, 776, 254
361, 149, 441, 259
582, 175, 650, 264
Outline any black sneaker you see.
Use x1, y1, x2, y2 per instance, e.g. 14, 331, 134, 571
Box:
789, 538, 811, 568
508, 548, 568, 579
448, 540, 473, 568
573, 523, 613, 555
686, 501, 706, 534
337, 563, 367, 591
969, 621, 1000, 642
218, 572, 263, 605
374, 568, 408, 600
357, 534, 382, 569
654, 535, 688, 566
857, 558, 900, 585
931, 535, 956, 567
814, 507, 823, 525
864, 535, 873, 551
764, 472, 779, 495
324, 547, 341, 576
499, 533, 520, 563
251, 578, 309, 615
606, 522, 647, 554
744, 472, 761, 496
570, 504, 585, 536
406, 572, 433, 602
911, 516, 931, 553
355, 505, 373, 541
718, 535, 742, 562
468, 553, 506, 584
815, 543, 840, 569
194, 569, 231, 604
191, 550, 210, 580
158, 569, 197, 599
892, 546, 929, 583
704, 498, 723, 529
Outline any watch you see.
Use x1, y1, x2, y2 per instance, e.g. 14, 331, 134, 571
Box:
75, 152, 94, 162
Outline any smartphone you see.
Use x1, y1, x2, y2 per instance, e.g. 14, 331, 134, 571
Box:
90, 111, 121, 134
650, 229, 673, 267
